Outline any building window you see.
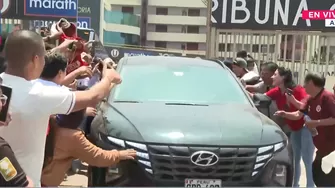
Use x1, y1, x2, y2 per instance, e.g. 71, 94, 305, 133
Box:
155, 41, 167, 48
182, 9, 187, 16
181, 43, 186, 50
252, 44, 260, 53
181, 26, 187, 33
155, 25, 167, 32
104, 9, 140, 27
103, 30, 140, 46
218, 43, 232, 51
188, 9, 200, 16
187, 26, 199, 33
122, 6, 134, 14
156, 8, 168, 15
186, 43, 199, 50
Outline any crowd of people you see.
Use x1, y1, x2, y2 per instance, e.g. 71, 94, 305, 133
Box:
230, 51, 335, 187
0, 18, 137, 187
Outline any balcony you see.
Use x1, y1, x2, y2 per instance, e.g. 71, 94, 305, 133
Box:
148, 15, 207, 26
104, 10, 140, 28
102, 22, 140, 36
147, 32, 206, 43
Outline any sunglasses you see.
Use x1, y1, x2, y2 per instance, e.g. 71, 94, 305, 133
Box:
0, 94, 7, 106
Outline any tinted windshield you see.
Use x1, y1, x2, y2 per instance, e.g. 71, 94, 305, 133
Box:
111, 64, 251, 105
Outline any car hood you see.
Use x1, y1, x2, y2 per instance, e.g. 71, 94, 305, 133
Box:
104, 103, 283, 146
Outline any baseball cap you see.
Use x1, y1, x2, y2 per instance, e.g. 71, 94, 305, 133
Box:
233, 57, 248, 72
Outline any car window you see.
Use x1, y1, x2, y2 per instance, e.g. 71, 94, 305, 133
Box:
111, 64, 251, 105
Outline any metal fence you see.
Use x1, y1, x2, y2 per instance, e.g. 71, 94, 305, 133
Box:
211, 29, 335, 84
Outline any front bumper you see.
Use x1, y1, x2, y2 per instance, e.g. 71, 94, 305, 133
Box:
89, 132, 293, 187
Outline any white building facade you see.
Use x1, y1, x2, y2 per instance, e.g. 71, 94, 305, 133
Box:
101, 0, 208, 55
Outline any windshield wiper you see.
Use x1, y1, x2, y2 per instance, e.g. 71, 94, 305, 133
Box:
114, 100, 142, 103
165, 102, 209, 106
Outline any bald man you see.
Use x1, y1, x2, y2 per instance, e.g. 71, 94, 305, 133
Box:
0, 30, 122, 186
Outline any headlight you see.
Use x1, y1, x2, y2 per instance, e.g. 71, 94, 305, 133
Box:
252, 142, 285, 176
273, 164, 287, 186
107, 136, 153, 174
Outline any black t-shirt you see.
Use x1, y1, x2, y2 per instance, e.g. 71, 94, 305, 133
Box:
0, 137, 28, 187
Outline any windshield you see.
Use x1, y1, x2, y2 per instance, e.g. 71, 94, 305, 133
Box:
111, 64, 251, 105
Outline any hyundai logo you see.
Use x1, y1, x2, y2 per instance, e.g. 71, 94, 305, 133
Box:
190, 151, 219, 167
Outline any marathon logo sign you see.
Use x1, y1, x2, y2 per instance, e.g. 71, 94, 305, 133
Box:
24, 0, 78, 18
32, 17, 90, 29
211, 0, 335, 31
77, 17, 91, 29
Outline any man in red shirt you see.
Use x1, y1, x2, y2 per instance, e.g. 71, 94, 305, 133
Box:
275, 72, 335, 186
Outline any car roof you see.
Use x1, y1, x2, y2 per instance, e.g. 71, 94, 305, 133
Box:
121, 56, 225, 69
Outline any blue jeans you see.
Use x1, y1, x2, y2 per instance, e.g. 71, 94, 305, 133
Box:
290, 126, 315, 187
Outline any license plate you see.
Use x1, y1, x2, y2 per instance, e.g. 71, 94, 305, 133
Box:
185, 179, 222, 187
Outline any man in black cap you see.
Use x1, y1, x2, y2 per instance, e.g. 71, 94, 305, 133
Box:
232, 57, 260, 85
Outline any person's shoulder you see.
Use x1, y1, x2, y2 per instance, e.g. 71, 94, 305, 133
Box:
293, 85, 306, 93
270, 86, 280, 92
321, 89, 335, 100
29, 81, 71, 98
322, 89, 334, 96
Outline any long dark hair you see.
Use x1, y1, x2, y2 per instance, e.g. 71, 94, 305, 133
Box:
277, 67, 296, 89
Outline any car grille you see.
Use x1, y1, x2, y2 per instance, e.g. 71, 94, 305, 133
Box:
147, 145, 258, 183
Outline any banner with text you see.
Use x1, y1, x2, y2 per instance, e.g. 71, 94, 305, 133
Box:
211, 0, 335, 31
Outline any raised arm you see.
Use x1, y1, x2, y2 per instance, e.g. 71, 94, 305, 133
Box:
38, 58, 121, 115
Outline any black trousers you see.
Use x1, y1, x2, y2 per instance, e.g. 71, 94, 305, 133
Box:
313, 158, 335, 186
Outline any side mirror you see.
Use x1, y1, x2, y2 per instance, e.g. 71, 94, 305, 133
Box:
253, 93, 272, 108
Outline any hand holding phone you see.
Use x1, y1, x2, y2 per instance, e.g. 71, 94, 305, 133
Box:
0, 85, 12, 123
286, 88, 293, 96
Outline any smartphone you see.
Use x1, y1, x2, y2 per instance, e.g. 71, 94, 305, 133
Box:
0, 85, 12, 122
77, 28, 95, 42
286, 88, 293, 96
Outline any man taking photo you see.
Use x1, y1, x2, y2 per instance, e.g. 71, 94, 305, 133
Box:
0, 30, 123, 186
275, 72, 335, 186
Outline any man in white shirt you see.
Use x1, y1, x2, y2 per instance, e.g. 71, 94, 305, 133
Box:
0, 30, 121, 186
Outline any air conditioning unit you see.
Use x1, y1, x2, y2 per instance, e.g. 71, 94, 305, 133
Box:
182, 9, 187, 16
181, 26, 187, 33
